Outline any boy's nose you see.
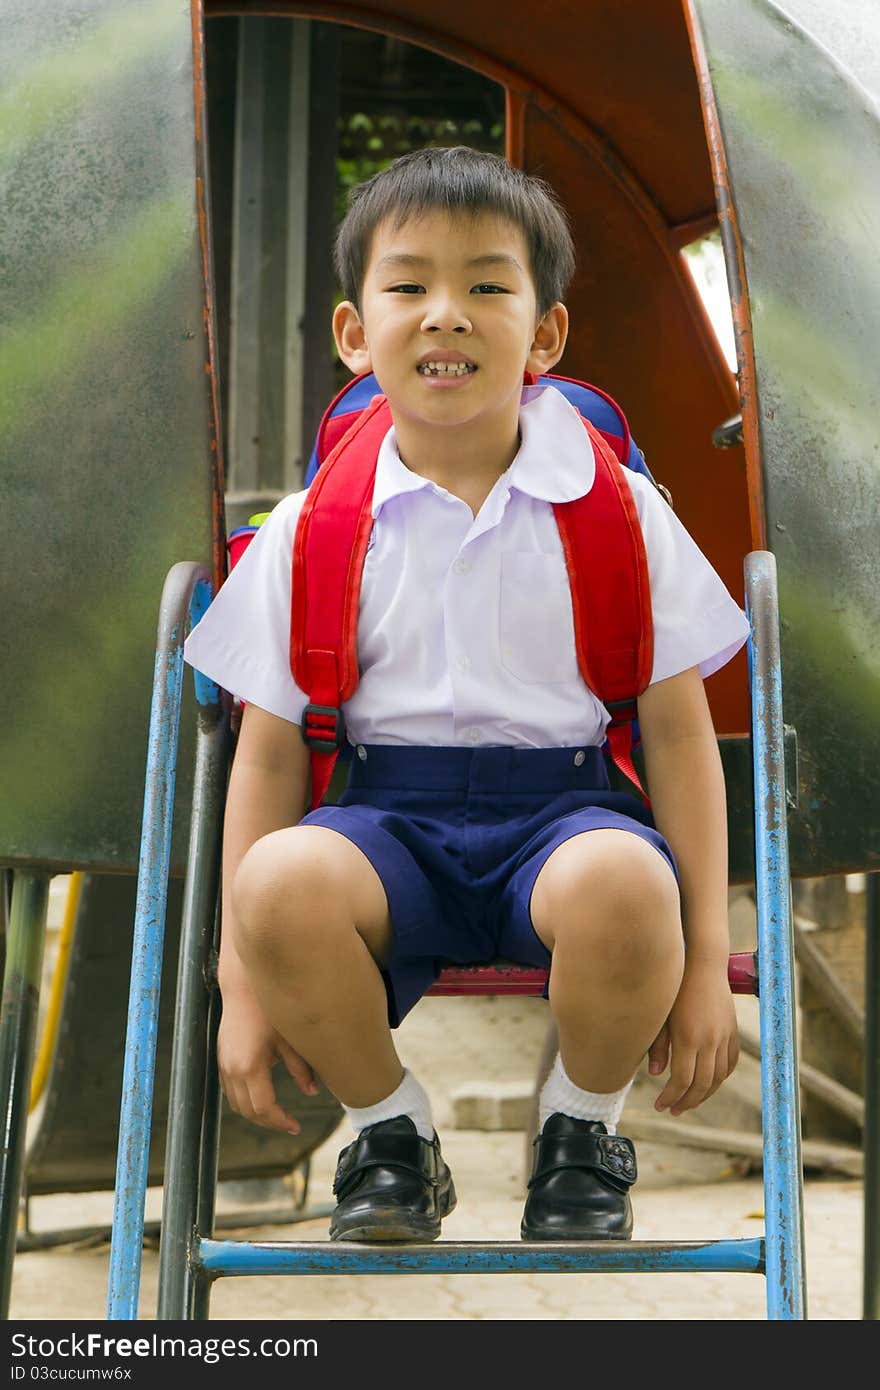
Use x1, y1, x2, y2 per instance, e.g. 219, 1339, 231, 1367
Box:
420, 293, 472, 335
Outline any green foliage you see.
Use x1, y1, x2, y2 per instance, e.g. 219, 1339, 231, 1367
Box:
335, 110, 504, 226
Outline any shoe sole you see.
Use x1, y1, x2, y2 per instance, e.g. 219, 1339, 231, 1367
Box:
330, 1184, 457, 1244
520, 1224, 633, 1242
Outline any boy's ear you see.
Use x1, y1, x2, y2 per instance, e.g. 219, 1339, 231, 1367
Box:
526, 303, 569, 376
333, 300, 372, 375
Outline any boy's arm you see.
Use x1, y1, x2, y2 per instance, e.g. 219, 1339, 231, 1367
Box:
636, 665, 739, 1115
217, 702, 318, 1134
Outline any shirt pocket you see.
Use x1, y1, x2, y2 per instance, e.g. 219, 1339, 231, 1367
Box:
499, 552, 579, 685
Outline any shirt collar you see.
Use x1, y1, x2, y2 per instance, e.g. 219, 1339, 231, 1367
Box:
371, 383, 596, 518
509, 384, 597, 501
372, 428, 436, 517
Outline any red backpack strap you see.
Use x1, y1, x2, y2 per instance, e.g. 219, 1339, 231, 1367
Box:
290, 395, 392, 810
553, 417, 654, 800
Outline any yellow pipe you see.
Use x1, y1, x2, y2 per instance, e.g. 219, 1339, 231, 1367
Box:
29, 872, 82, 1112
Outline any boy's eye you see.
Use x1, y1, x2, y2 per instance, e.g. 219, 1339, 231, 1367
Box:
385, 282, 509, 295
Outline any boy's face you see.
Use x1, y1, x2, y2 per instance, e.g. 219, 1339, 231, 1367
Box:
333, 210, 567, 452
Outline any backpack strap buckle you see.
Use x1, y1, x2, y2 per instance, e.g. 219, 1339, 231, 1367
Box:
604, 697, 638, 725
302, 703, 346, 752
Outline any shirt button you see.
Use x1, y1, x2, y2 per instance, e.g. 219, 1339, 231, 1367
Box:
452, 558, 471, 575
465, 728, 483, 744
574, 750, 586, 766
457, 655, 471, 671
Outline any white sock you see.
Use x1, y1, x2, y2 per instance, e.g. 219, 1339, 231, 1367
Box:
539, 1054, 633, 1135
343, 1068, 434, 1142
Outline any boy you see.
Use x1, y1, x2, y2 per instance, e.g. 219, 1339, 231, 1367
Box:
184, 146, 749, 1243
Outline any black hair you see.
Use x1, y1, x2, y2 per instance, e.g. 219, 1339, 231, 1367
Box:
334, 146, 575, 319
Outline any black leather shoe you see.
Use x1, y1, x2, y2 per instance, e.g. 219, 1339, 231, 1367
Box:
329, 1116, 456, 1243
521, 1114, 636, 1241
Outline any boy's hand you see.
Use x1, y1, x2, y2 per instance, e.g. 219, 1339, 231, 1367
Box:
217, 988, 319, 1136
647, 957, 739, 1116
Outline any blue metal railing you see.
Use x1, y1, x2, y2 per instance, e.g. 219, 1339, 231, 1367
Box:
744, 551, 807, 1319
106, 563, 215, 1321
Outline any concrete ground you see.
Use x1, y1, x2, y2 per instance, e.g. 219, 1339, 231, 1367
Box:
7, 881, 867, 1322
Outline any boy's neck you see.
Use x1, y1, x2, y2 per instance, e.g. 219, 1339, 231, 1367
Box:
392, 415, 521, 519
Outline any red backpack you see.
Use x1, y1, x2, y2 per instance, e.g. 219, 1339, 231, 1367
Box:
288, 372, 654, 811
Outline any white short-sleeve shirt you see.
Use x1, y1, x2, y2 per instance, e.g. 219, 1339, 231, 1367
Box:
183, 384, 750, 748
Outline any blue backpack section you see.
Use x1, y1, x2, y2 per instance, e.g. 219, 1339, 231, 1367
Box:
304, 372, 653, 487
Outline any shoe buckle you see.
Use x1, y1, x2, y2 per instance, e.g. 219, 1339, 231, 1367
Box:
598, 1135, 637, 1181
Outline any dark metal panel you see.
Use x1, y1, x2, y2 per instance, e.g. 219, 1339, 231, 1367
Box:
690, 0, 880, 874
0, 0, 221, 871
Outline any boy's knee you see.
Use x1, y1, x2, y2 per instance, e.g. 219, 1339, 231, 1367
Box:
231, 826, 350, 961
535, 832, 681, 963
231, 825, 391, 969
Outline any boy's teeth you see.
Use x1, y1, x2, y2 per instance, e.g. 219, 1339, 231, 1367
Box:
419, 361, 475, 376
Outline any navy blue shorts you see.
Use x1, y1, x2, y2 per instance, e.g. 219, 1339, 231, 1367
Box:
301, 745, 677, 1027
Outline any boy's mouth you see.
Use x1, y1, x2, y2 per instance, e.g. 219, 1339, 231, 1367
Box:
416, 358, 477, 377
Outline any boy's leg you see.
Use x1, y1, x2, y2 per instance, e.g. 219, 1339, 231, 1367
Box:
523, 828, 683, 1239
530, 829, 683, 1092
231, 824, 401, 1106
231, 824, 455, 1241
